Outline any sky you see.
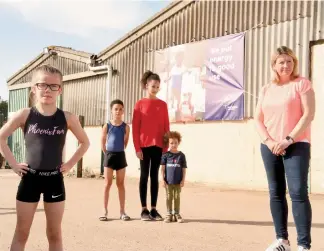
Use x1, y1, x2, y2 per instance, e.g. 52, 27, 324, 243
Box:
0, 0, 172, 101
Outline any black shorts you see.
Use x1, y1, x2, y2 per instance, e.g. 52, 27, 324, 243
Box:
103, 151, 127, 171
16, 169, 65, 203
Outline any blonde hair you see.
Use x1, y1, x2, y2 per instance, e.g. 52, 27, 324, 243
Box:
31, 64, 63, 84
271, 46, 299, 83
29, 64, 63, 106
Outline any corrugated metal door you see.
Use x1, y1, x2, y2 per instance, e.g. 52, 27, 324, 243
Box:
8, 88, 30, 163
310, 41, 324, 194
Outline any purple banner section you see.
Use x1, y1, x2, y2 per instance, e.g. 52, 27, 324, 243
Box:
154, 32, 245, 122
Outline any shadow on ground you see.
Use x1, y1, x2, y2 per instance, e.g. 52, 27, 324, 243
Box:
184, 219, 324, 228
97, 217, 324, 228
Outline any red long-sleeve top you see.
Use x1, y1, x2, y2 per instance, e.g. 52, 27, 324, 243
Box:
132, 98, 170, 153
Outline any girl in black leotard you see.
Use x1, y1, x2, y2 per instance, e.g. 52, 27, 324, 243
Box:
0, 65, 90, 251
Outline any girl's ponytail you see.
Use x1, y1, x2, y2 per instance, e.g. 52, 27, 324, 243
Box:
140, 70, 160, 89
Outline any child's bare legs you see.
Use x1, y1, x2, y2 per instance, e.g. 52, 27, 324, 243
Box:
116, 168, 126, 214
10, 201, 38, 251
100, 167, 113, 220
44, 201, 65, 251
172, 89, 181, 111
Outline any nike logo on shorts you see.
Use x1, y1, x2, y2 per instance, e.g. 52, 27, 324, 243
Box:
52, 194, 62, 198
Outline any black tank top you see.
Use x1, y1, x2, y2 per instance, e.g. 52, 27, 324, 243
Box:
23, 107, 67, 171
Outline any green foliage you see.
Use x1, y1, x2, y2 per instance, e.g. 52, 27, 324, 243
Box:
0, 99, 8, 127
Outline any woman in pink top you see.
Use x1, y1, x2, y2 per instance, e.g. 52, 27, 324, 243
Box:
255, 46, 315, 251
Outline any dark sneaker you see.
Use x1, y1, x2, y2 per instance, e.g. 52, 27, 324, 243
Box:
150, 209, 163, 221
141, 209, 151, 221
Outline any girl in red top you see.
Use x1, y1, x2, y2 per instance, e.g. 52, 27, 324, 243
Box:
132, 70, 170, 221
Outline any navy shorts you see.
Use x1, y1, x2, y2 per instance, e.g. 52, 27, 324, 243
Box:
16, 169, 65, 203
103, 151, 127, 171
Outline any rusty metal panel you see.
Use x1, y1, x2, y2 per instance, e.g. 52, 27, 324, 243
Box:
62, 74, 107, 126
14, 56, 89, 85
101, 0, 323, 121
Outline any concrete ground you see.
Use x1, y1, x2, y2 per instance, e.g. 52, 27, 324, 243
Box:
0, 169, 323, 251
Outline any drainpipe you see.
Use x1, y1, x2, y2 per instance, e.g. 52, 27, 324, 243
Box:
88, 65, 113, 122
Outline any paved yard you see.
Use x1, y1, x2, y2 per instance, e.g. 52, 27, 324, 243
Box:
0, 169, 323, 251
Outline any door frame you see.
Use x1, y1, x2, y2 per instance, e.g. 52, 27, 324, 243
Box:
309, 39, 324, 80
308, 39, 324, 193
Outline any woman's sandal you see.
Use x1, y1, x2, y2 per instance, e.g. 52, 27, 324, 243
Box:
120, 213, 131, 221
99, 212, 108, 221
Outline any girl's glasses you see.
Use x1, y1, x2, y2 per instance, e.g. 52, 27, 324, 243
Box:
36, 83, 61, 91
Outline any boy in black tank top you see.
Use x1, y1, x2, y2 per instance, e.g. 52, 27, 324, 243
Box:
0, 65, 90, 251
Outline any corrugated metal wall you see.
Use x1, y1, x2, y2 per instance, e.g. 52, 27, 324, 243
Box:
8, 88, 30, 163
62, 74, 107, 126
108, 43, 146, 122
102, 0, 324, 122
14, 55, 89, 85
244, 16, 319, 117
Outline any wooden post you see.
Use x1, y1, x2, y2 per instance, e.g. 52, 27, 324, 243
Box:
100, 123, 105, 176
77, 115, 85, 178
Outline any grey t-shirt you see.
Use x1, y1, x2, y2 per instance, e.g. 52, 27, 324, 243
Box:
161, 151, 187, 185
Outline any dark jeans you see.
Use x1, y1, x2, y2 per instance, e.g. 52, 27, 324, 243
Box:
139, 146, 162, 208
261, 142, 312, 249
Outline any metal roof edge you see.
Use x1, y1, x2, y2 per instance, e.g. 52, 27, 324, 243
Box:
7, 53, 50, 86
8, 70, 107, 91
97, 0, 193, 60
52, 46, 93, 58
7, 45, 93, 85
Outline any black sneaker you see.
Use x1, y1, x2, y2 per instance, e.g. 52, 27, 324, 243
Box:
150, 209, 163, 221
141, 209, 151, 221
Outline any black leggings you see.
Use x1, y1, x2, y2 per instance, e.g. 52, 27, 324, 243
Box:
139, 146, 163, 208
